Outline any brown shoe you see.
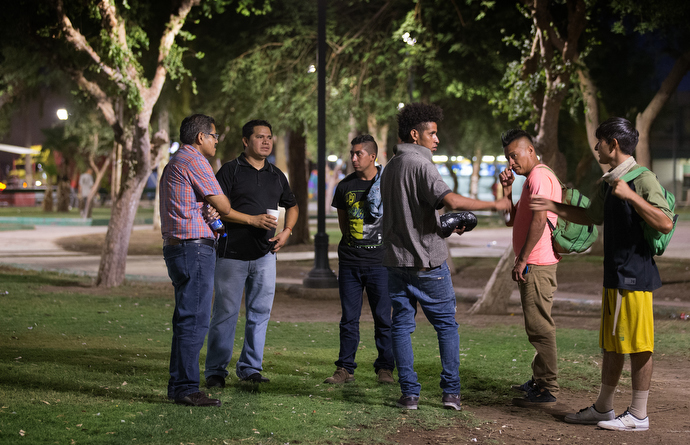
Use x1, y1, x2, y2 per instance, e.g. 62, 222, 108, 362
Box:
324, 367, 354, 384
377, 369, 395, 384
174, 391, 222, 407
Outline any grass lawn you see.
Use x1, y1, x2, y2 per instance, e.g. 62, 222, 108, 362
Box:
1, 267, 688, 444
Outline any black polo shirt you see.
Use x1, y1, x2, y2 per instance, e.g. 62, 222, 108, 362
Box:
216, 153, 297, 260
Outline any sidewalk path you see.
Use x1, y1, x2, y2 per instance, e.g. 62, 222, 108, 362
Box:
1, 221, 688, 310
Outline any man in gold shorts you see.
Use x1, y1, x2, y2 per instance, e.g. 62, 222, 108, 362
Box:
530, 117, 675, 432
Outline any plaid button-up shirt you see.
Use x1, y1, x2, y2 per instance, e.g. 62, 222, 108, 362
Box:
160, 144, 223, 240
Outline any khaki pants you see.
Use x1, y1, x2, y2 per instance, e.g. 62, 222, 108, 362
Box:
518, 263, 559, 394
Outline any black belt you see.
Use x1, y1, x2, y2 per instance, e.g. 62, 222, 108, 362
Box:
164, 238, 215, 248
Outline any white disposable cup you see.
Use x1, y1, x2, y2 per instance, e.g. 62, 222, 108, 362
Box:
267, 209, 280, 219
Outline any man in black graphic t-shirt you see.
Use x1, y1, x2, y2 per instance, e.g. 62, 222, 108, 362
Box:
324, 134, 395, 385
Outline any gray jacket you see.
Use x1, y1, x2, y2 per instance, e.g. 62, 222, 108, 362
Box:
380, 143, 451, 268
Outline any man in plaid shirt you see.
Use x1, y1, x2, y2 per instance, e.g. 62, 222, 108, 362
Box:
160, 114, 231, 407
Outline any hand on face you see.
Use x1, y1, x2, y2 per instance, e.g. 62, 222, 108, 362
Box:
499, 168, 514, 187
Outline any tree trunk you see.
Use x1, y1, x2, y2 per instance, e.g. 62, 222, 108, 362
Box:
111, 141, 122, 203
534, 85, 569, 179
635, 50, 690, 169
273, 132, 288, 173
56, 174, 71, 212
286, 126, 310, 245
96, 120, 152, 287
469, 147, 481, 199
469, 245, 515, 315
577, 66, 607, 173
85, 153, 111, 219
42, 176, 54, 212
153, 109, 170, 231
367, 114, 389, 166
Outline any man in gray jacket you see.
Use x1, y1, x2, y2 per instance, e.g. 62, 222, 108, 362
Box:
381, 103, 510, 410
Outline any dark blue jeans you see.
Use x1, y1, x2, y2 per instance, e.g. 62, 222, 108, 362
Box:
336, 264, 394, 374
387, 262, 460, 396
163, 242, 216, 400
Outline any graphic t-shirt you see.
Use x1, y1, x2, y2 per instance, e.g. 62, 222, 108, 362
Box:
331, 171, 385, 266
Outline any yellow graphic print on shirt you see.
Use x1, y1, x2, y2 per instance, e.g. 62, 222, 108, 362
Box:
346, 191, 365, 240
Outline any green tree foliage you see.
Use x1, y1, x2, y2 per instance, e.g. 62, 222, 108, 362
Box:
0, 0, 266, 287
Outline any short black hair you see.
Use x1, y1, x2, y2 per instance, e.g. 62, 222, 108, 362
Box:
397, 103, 443, 143
501, 129, 533, 148
180, 114, 215, 145
595, 117, 639, 155
350, 134, 378, 155
242, 119, 273, 140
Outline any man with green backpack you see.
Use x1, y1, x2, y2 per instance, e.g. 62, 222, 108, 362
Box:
531, 117, 676, 432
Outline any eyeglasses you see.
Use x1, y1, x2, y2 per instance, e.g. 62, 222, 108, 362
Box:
204, 132, 219, 140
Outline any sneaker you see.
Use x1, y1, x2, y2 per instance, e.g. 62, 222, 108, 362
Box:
205, 375, 226, 389
597, 409, 649, 431
442, 393, 462, 411
324, 367, 354, 384
512, 386, 557, 407
377, 369, 395, 384
396, 395, 419, 410
564, 404, 615, 425
511, 379, 536, 393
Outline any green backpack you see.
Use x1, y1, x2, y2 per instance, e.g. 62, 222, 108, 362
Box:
619, 166, 678, 256
538, 166, 599, 254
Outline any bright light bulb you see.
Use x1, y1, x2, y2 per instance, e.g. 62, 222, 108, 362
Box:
56, 109, 69, 120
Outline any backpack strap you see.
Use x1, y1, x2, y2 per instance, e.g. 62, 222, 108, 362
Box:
534, 165, 562, 233
619, 166, 649, 183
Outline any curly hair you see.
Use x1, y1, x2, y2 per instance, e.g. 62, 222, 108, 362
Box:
397, 103, 444, 142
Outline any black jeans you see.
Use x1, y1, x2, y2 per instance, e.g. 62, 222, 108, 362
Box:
335, 264, 394, 374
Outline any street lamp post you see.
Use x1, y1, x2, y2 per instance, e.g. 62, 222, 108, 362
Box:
303, 0, 338, 289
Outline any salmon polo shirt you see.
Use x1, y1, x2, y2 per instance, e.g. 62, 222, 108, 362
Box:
512, 165, 561, 265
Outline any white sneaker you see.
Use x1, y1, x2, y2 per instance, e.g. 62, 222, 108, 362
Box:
597, 409, 649, 431
564, 404, 615, 425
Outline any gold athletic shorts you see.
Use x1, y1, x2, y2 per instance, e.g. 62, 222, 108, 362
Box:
599, 288, 654, 354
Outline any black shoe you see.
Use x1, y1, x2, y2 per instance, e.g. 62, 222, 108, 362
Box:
241, 373, 270, 383
205, 375, 226, 388
439, 212, 478, 238
512, 386, 556, 408
396, 395, 419, 410
511, 379, 536, 393
174, 391, 222, 407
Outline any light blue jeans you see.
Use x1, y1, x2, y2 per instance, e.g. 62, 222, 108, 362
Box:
387, 262, 460, 396
205, 253, 276, 380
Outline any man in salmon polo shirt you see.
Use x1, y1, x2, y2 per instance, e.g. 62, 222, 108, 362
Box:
499, 129, 562, 407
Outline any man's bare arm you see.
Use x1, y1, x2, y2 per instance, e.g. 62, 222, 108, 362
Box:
530, 195, 594, 225
443, 193, 511, 212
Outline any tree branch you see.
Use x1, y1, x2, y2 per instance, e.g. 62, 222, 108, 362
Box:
332, 1, 390, 55
55, 0, 124, 87
637, 49, 690, 131
145, 0, 201, 106
68, 69, 123, 138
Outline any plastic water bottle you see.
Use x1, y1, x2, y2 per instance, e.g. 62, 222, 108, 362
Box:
205, 204, 226, 237
208, 218, 226, 237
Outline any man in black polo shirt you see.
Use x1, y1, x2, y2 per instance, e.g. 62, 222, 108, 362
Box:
204, 119, 299, 387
